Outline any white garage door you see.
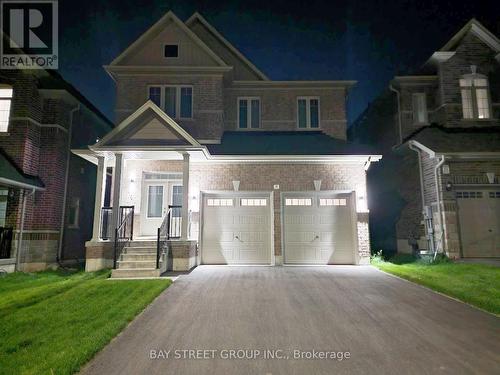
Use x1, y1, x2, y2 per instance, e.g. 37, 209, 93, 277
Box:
457, 190, 500, 258
202, 193, 272, 264
283, 193, 356, 264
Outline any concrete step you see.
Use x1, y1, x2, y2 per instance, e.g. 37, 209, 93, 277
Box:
127, 241, 157, 248
117, 260, 157, 269
121, 253, 157, 261
111, 268, 161, 278
124, 246, 156, 253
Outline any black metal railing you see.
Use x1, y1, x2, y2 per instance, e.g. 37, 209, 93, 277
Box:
0, 227, 13, 259
156, 205, 181, 270
113, 206, 134, 269
101, 206, 134, 240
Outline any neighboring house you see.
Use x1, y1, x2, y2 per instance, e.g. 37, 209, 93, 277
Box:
349, 19, 500, 259
73, 11, 381, 277
0, 63, 113, 272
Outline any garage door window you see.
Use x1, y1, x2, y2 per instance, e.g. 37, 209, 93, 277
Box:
319, 198, 347, 206
285, 198, 312, 206
456, 191, 483, 199
489, 192, 500, 198
207, 198, 233, 206
241, 198, 267, 206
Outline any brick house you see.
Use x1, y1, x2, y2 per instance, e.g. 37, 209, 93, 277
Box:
349, 19, 500, 259
72, 11, 381, 277
0, 66, 113, 272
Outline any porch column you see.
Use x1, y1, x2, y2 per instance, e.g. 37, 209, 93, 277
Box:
181, 152, 190, 240
91, 156, 106, 241
111, 153, 123, 241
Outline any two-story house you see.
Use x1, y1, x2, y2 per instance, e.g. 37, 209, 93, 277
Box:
349, 19, 500, 259
0, 62, 113, 272
73, 11, 381, 277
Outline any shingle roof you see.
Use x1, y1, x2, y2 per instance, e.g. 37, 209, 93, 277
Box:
0, 149, 44, 189
206, 131, 377, 155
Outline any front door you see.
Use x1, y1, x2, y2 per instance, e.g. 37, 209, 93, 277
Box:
141, 181, 182, 236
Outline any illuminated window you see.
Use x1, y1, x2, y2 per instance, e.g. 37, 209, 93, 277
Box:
319, 198, 347, 206
241, 198, 267, 206
460, 74, 491, 119
0, 86, 13, 132
207, 198, 233, 206
412, 93, 428, 124
285, 198, 312, 206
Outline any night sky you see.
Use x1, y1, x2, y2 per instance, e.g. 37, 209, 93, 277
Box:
57, 0, 500, 124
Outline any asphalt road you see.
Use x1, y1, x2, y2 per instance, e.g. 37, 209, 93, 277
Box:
80, 265, 500, 375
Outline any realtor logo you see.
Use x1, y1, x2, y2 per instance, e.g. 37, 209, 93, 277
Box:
0, 0, 58, 69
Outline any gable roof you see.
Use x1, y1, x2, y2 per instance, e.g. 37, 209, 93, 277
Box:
439, 18, 500, 53
185, 12, 268, 80
92, 101, 201, 149
206, 131, 376, 156
108, 11, 227, 67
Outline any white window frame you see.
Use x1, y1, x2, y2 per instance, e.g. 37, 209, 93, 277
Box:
297, 96, 321, 129
459, 74, 492, 120
285, 198, 312, 206
412, 93, 428, 125
0, 85, 13, 133
163, 43, 179, 59
146, 85, 193, 120
237, 97, 261, 129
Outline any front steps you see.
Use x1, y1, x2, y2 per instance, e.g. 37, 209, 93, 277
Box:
111, 240, 162, 278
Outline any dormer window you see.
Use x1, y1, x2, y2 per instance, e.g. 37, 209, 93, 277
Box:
0, 85, 13, 133
460, 71, 491, 119
164, 44, 179, 58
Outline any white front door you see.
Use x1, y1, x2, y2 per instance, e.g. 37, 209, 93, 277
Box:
283, 192, 356, 264
201, 193, 272, 264
141, 181, 182, 236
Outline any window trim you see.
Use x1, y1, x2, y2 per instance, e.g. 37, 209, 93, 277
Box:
459, 74, 492, 120
163, 43, 179, 59
0, 84, 13, 134
146, 85, 193, 120
412, 92, 428, 125
296, 96, 321, 129
237, 96, 261, 130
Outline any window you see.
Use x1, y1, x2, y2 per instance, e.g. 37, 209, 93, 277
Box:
319, 198, 347, 206
285, 198, 312, 206
456, 191, 483, 199
164, 44, 179, 58
412, 93, 428, 124
460, 74, 491, 119
147, 186, 164, 218
238, 98, 260, 129
0, 86, 13, 133
241, 198, 267, 206
207, 198, 233, 206
297, 97, 320, 128
0, 189, 7, 227
68, 198, 80, 228
148, 86, 193, 119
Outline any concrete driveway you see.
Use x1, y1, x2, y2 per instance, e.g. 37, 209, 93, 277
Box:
81, 266, 500, 375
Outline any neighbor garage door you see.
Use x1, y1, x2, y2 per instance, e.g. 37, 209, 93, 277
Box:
201, 193, 272, 264
283, 192, 356, 264
457, 190, 500, 258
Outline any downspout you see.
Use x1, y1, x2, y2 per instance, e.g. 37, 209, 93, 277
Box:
57, 104, 80, 263
389, 84, 403, 145
15, 188, 36, 271
433, 155, 446, 260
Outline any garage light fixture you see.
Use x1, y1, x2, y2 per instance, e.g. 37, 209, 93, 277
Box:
486, 172, 495, 184
314, 180, 321, 191
232, 180, 240, 191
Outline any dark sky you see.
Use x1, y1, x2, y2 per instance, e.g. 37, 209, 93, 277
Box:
57, 0, 500, 125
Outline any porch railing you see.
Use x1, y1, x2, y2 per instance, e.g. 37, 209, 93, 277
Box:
101, 206, 134, 240
113, 206, 134, 269
0, 227, 13, 259
156, 205, 181, 270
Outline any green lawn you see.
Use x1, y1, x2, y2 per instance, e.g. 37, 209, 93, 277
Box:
372, 255, 500, 315
0, 269, 171, 375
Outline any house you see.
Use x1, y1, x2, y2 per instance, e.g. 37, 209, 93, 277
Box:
73, 11, 381, 277
349, 19, 500, 259
0, 64, 113, 272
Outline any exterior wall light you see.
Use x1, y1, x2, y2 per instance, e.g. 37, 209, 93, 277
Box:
232, 180, 240, 191
445, 181, 453, 191
314, 180, 322, 191
486, 172, 495, 184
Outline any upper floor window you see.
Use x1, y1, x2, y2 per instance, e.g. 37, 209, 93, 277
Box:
297, 97, 320, 129
412, 93, 428, 124
164, 44, 179, 58
238, 97, 260, 129
0, 86, 13, 133
460, 73, 491, 119
148, 85, 193, 119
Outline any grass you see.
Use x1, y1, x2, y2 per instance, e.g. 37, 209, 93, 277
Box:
371, 253, 500, 315
0, 269, 171, 375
